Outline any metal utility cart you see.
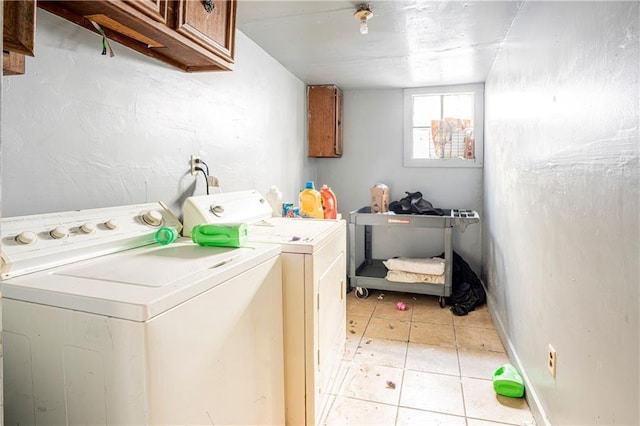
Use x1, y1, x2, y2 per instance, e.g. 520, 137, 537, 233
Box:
348, 207, 480, 307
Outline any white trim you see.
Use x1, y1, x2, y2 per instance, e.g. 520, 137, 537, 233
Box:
487, 290, 552, 426
403, 83, 484, 168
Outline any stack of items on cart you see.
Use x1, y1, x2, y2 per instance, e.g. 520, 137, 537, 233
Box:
383, 256, 446, 284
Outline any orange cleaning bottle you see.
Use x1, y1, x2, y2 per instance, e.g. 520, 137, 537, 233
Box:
320, 185, 337, 219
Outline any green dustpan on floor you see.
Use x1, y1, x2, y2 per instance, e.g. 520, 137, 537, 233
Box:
492, 363, 524, 398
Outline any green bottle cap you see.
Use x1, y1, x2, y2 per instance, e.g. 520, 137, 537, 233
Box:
155, 226, 178, 245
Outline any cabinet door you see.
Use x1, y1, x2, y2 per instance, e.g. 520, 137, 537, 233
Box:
3, 0, 35, 56
308, 85, 343, 158
315, 250, 346, 424
38, 0, 234, 72
123, 0, 167, 23
173, 0, 236, 63
312, 226, 347, 423
2, 51, 25, 76
3, 0, 35, 76
334, 88, 343, 156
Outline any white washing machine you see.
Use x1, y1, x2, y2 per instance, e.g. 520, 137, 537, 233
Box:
0, 202, 285, 425
183, 190, 347, 425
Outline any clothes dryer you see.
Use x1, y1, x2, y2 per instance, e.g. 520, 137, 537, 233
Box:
184, 191, 347, 425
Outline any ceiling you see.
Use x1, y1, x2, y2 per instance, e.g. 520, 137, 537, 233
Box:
236, 1, 522, 90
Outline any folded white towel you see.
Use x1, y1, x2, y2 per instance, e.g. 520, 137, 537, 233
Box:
383, 257, 445, 275
385, 270, 445, 284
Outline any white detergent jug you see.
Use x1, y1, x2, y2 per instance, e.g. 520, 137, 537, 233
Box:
266, 185, 283, 217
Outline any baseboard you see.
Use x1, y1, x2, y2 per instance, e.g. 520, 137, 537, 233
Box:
485, 290, 552, 426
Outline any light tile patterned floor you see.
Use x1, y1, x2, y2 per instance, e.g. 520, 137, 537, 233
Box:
321, 289, 536, 426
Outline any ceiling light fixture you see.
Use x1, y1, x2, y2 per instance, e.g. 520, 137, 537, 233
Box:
353, 4, 373, 35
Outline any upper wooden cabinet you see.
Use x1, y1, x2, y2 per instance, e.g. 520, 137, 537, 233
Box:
38, 0, 237, 72
173, 0, 235, 63
124, 0, 168, 24
2, 51, 26, 75
4, 0, 36, 55
308, 85, 343, 158
3, 0, 37, 75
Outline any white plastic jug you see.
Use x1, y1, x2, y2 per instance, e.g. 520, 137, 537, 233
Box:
266, 185, 283, 217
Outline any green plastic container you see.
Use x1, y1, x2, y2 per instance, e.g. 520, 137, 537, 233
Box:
155, 226, 179, 245
492, 364, 524, 398
191, 223, 248, 248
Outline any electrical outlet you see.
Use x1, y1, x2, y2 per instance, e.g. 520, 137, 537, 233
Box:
190, 155, 200, 175
547, 344, 557, 378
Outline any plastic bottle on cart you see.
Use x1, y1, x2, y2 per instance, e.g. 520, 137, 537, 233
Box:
320, 184, 337, 219
299, 181, 324, 219
266, 185, 283, 217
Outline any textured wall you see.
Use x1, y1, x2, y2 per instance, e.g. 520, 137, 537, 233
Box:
0, 1, 3, 420
483, 2, 639, 424
2, 9, 311, 218
1, 2, 4, 423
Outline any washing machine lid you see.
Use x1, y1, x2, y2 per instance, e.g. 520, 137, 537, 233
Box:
1, 239, 280, 322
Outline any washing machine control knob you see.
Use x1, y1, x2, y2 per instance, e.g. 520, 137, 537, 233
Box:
50, 226, 70, 239
80, 222, 96, 234
105, 219, 119, 230
210, 205, 224, 217
142, 210, 163, 227
16, 231, 37, 245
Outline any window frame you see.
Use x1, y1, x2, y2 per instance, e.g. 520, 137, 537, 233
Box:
403, 83, 484, 168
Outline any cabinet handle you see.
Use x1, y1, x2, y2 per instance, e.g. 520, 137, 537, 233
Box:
202, 0, 215, 13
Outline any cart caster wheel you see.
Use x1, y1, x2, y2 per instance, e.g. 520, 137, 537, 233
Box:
355, 287, 369, 300
439, 296, 446, 308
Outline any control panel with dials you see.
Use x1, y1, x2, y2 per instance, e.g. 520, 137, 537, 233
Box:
0, 202, 181, 279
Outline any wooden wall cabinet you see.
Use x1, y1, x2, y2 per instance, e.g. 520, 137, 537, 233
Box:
173, 0, 235, 64
38, 0, 237, 72
308, 85, 343, 158
2, 51, 25, 75
124, 0, 168, 24
2, 0, 36, 75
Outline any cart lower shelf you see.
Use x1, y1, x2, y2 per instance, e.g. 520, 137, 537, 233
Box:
351, 259, 450, 307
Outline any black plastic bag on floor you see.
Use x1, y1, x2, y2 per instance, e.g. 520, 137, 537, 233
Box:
438, 251, 486, 316
389, 191, 444, 216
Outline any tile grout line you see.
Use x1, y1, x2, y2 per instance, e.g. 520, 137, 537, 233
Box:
393, 369, 405, 426
396, 298, 412, 426
453, 312, 471, 424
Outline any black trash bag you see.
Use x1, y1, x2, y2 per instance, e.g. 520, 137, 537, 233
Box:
438, 251, 486, 316
389, 191, 444, 216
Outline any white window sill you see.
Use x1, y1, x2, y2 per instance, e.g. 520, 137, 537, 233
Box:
404, 158, 483, 168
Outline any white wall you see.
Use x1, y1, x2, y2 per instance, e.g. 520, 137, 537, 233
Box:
1, 10, 312, 425
317, 89, 482, 270
483, 2, 639, 425
0, 2, 3, 421
2, 9, 312, 218
0, 1, 4, 421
